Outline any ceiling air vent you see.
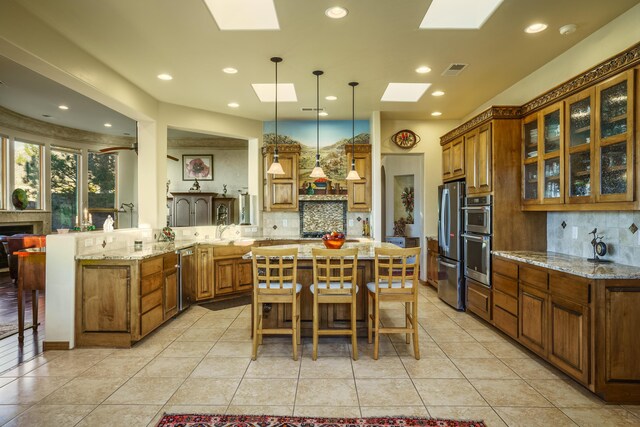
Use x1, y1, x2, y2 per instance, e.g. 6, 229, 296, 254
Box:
301, 107, 324, 112
442, 63, 468, 76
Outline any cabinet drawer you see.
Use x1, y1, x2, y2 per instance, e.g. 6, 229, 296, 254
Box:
520, 265, 548, 290
141, 288, 162, 314
549, 273, 590, 305
494, 289, 518, 316
141, 257, 163, 278
141, 272, 162, 295
163, 253, 177, 270
493, 306, 518, 338
141, 305, 163, 336
493, 258, 518, 280
466, 279, 491, 322
493, 273, 518, 298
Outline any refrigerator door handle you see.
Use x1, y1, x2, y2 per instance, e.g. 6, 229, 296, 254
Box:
440, 188, 449, 253
438, 259, 457, 269
461, 233, 488, 242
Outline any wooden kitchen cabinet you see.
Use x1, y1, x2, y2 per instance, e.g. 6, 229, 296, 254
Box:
213, 245, 253, 297
171, 192, 215, 227
262, 143, 300, 211
442, 137, 465, 182
549, 294, 590, 384
519, 284, 548, 357
442, 143, 452, 180
345, 144, 372, 212
466, 277, 491, 322
196, 245, 214, 300
162, 252, 178, 320
466, 124, 492, 195
426, 237, 438, 288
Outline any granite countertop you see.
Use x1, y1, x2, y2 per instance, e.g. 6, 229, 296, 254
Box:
243, 241, 399, 260
492, 251, 640, 280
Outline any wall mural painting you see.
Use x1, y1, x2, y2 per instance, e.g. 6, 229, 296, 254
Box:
263, 120, 370, 194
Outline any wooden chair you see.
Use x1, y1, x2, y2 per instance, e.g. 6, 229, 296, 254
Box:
367, 246, 421, 360
311, 247, 359, 361
251, 247, 301, 360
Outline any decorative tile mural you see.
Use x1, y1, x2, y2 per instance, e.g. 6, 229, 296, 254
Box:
300, 201, 346, 237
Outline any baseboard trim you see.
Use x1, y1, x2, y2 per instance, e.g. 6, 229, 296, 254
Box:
43, 341, 70, 351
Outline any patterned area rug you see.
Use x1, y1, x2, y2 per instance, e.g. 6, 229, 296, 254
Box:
0, 322, 32, 340
156, 414, 486, 427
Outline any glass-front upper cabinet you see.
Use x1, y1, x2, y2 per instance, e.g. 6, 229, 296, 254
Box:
522, 113, 540, 204
565, 88, 594, 203
595, 70, 634, 202
540, 102, 564, 204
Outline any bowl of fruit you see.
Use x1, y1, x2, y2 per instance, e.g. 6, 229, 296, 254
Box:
322, 231, 346, 249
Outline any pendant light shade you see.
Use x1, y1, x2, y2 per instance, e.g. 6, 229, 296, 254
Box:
346, 81, 361, 181
267, 57, 285, 175
310, 70, 326, 179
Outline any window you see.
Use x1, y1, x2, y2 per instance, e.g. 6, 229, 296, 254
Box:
51, 147, 80, 229
88, 152, 117, 228
14, 140, 42, 209
0, 136, 6, 209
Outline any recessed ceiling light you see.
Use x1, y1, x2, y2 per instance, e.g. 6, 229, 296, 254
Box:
319, 111, 329, 117
58, 105, 69, 110
325, 6, 348, 19
203, 0, 280, 30
431, 111, 442, 116
104, 123, 112, 128
416, 66, 431, 74
432, 90, 445, 97
157, 73, 173, 81
525, 23, 548, 33
420, 0, 503, 29
223, 67, 238, 74
325, 95, 337, 101
252, 83, 298, 102
559, 24, 577, 35
381, 83, 431, 102
227, 102, 240, 108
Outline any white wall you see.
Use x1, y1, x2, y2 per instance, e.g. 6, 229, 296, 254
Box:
117, 150, 138, 228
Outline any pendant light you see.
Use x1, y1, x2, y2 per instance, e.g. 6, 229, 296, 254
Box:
267, 57, 285, 175
310, 70, 327, 178
346, 81, 361, 181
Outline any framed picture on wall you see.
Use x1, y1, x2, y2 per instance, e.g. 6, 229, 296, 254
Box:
182, 154, 213, 181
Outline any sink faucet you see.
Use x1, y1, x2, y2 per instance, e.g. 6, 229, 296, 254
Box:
216, 223, 235, 239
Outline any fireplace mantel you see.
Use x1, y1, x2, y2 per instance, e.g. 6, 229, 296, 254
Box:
0, 210, 52, 234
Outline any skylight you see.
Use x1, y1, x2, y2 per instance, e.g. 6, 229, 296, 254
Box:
420, 0, 503, 29
381, 83, 431, 102
203, 0, 280, 30
252, 83, 298, 102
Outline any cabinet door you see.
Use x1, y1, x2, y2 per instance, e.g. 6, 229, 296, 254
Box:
265, 152, 299, 211
442, 143, 452, 180
466, 278, 491, 322
548, 295, 590, 384
476, 124, 492, 194
347, 149, 371, 212
214, 259, 235, 295
565, 88, 595, 204
595, 70, 634, 203
196, 247, 213, 300
80, 265, 130, 333
519, 284, 548, 356
522, 113, 540, 204
465, 131, 478, 193
451, 137, 465, 178
174, 197, 192, 227
193, 196, 212, 226
235, 259, 253, 292
541, 102, 564, 204
163, 267, 178, 319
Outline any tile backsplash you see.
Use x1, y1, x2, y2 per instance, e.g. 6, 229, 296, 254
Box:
547, 211, 640, 267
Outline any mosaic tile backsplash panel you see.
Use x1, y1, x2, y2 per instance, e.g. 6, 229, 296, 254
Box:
300, 201, 346, 236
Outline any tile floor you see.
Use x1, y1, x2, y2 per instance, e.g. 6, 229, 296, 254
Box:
0, 285, 638, 426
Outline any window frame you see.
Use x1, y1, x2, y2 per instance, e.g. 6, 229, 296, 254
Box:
87, 150, 119, 229
50, 145, 81, 229
13, 138, 44, 210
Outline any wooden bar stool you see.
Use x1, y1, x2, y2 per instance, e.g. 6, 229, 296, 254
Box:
367, 246, 421, 360
310, 247, 359, 361
251, 247, 301, 360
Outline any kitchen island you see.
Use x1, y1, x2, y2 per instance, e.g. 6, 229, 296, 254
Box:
487, 251, 640, 404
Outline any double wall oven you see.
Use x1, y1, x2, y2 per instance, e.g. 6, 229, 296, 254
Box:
462, 195, 492, 287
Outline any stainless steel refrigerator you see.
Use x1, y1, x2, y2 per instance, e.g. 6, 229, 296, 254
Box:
437, 181, 465, 310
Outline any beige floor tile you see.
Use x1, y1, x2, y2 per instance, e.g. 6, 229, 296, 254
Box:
245, 357, 300, 378
401, 357, 464, 379
0, 405, 31, 425
219, 328, 253, 342
528, 380, 606, 408
5, 404, 95, 427
470, 379, 552, 407
300, 356, 354, 379
388, 330, 433, 344
0, 378, 15, 388
175, 327, 225, 342
481, 341, 532, 359
158, 341, 214, 358
228, 317, 252, 329
356, 379, 423, 407
191, 317, 235, 329
23, 356, 97, 377
208, 340, 254, 357
168, 378, 240, 406
428, 406, 506, 427
427, 328, 476, 343
352, 356, 408, 378
394, 340, 447, 359
360, 406, 429, 417
227, 405, 293, 416
76, 404, 162, 427
501, 357, 566, 380
201, 307, 245, 319
624, 405, 640, 418
301, 341, 350, 358
160, 404, 227, 414
135, 357, 201, 378
296, 378, 359, 407
560, 407, 640, 426
413, 379, 486, 406
294, 406, 360, 417
452, 315, 491, 331
465, 328, 510, 343
108, 344, 165, 358
41, 376, 127, 405
452, 358, 519, 379
494, 407, 578, 427
438, 342, 495, 359
358, 338, 398, 358
190, 357, 251, 379
104, 377, 184, 405
80, 355, 150, 378
421, 318, 463, 331
231, 378, 297, 406
0, 377, 71, 404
